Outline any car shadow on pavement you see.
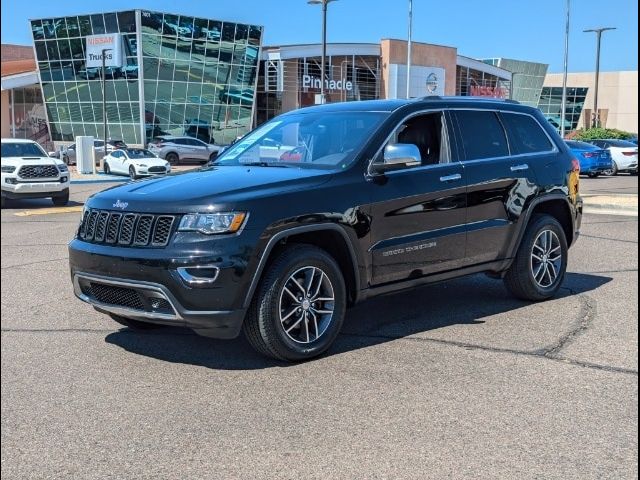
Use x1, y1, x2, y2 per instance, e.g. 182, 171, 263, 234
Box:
3, 198, 83, 210
104, 272, 611, 370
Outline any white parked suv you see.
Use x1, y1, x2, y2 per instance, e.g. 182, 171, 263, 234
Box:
1, 139, 70, 208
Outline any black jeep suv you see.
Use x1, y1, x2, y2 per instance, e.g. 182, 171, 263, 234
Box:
69, 98, 582, 361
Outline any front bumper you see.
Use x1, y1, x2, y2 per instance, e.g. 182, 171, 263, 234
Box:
1, 175, 69, 198
68, 238, 254, 339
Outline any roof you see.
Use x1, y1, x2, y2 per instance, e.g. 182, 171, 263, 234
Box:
289, 97, 531, 115
262, 43, 381, 61
1, 59, 37, 77
1, 138, 38, 144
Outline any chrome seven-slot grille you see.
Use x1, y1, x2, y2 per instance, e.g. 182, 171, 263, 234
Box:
18, 165, 59, 179
78, 209, 177, 247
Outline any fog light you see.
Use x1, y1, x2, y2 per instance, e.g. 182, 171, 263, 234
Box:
5, 178, 17, 185
60, 176, 68, 183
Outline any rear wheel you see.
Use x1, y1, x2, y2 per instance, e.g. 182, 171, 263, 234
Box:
587, 172, 599, 178
209, 152, 218, 163
243, 245, 346, 361
603, 161, 618, 176
103, 162, 111, 174
109, 313, 165, 330
166, 152, 179, 165
504, 214, 568, 301
51, 189, 69, 206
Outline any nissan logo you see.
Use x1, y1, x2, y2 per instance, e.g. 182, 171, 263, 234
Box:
426, 73, 439, 94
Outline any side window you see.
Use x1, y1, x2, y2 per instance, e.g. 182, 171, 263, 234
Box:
501, 113, 554, 154
379, 112, 450, 167
112, 151, 122, 159
455, 110, 509, 161
172, 139, 186, 146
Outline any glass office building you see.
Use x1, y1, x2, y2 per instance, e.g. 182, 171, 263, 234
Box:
538, 86, 588, 133
30, 10, 262, 146
483, 58, 548, 107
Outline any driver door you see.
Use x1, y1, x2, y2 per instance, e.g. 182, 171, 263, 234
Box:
366, 111, 467, 285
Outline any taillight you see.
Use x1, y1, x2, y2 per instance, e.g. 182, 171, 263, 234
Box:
571, 158, 581, 172
622, 151, 637, 156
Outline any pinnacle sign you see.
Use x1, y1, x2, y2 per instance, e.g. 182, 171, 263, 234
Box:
85, 34, 123, 68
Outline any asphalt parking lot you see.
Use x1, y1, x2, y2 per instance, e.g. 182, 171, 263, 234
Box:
1, 178, 637, 479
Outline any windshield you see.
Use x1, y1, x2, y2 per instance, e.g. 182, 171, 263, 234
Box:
215, 111, 387, 169
126, 149, 155, 158
1, 142, 48, 158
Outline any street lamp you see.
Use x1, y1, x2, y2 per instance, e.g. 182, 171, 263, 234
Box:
560, 0, 571, 138
308, 0, 338, 104
407, 0, 413, 99
584, 27, 616, 128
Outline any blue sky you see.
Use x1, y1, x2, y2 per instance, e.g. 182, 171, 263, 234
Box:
1, 0, 637, 73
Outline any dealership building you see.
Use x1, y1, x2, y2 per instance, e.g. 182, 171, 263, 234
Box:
1, 9, 638, 149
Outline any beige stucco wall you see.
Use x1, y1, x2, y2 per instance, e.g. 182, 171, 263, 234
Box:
1, 90, 10, 138
381, 39, 457, 97
545, 71, 638, 133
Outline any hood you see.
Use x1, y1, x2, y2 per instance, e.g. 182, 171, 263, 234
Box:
88, 165, 334, 212
1, 156, 62, 168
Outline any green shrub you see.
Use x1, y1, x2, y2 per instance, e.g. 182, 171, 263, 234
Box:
574, 127, 634, 140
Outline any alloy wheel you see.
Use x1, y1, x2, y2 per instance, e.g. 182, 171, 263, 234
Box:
530, 229, 562, 288
278, 266, 335, 344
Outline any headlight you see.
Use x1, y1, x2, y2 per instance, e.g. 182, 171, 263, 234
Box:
57, 164, 68, 172
1, 165, 16, 173
136, 163, 147, 167
178, 212, 246, 235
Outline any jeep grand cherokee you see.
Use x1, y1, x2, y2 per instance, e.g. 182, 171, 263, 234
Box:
69, 97, 582, 361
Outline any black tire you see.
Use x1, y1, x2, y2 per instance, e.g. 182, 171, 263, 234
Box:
103, 162, 111, 174
243, 245, 347, 362
1, 196, 6, 209
129, 165, 137, 180
109, 313, 164, 330
587, 172, 599, 178
166, 152, 179, 165
209, 152, 218, 162
603, 161, 618, 176
51, 189, 69, 206
504, 214, 568, 301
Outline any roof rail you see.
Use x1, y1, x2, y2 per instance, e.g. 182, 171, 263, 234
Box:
416, 96, 520, 104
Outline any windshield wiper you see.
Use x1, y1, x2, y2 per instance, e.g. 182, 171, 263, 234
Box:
240, 161, 294, 168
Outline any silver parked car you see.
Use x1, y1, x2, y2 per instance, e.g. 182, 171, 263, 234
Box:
147, 136, 223, 164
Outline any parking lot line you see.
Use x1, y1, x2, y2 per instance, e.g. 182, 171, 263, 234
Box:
14, 206, 83, 217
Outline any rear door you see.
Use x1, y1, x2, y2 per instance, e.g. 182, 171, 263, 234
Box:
451, 109, 544, 266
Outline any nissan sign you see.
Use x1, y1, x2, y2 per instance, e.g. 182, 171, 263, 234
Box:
85, 34, 123, 68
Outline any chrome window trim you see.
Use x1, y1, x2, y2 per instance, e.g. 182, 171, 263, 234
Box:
366, 106, 559, 177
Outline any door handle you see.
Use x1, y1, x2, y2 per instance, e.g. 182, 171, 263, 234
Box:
440, 173, 462, 182
511, 164, 529, 172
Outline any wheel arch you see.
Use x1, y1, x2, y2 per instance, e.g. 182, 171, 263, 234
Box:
242, 224, 362, 309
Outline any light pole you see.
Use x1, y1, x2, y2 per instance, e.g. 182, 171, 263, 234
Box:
584, 27, 616, 128
560, 0, 570, 138
406, 0, 413, 99
308, 0, 337, 104
101, 47, 113, 165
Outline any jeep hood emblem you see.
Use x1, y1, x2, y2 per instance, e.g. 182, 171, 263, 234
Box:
113, 200, 129, 210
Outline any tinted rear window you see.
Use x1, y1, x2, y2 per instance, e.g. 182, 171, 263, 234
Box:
501, 113, 554, 154
566, 140, 595, 149
605, 139, 637, 148
455, 110, 509, 161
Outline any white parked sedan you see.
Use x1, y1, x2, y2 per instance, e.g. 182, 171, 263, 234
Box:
588, 139, 638, 175
103, 149, 171, 180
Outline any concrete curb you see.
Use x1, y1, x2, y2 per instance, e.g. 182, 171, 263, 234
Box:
582, 194, 638, 216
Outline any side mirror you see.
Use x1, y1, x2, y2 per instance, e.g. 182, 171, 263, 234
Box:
372, 143, 421, 173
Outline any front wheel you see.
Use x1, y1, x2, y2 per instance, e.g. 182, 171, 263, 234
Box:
504, 214, 568, 301
243, 245, 346, 361
51, 189, 69, 206
129, 165, 138, 180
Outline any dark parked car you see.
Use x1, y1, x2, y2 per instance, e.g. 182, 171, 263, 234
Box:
69, 98, 582, 361
565, 140, 612, 177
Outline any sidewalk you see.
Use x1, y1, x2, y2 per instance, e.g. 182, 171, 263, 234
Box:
582, 194, 638, 216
